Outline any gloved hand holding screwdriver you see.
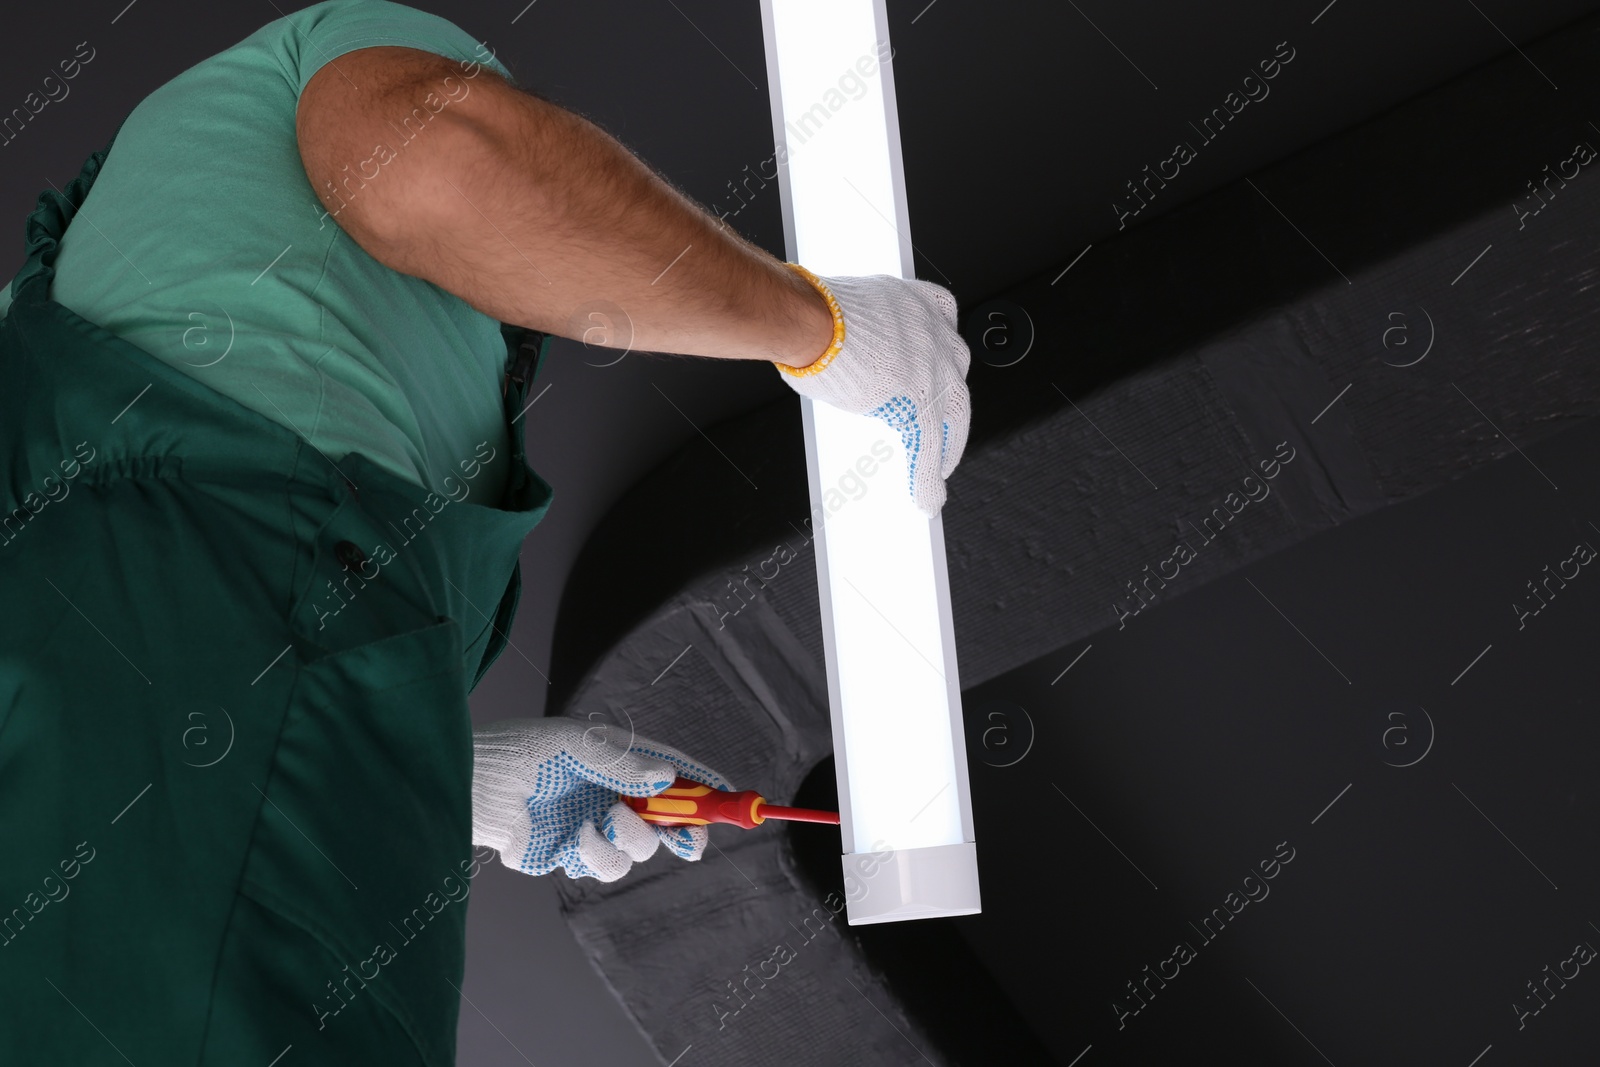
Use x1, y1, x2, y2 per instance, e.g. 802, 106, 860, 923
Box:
471, 716, 842, 882
471, 717, 732, 883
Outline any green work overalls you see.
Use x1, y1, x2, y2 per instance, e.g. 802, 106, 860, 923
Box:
0, 125, 553, 1065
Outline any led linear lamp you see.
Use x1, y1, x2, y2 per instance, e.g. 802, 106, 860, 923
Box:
758, 0, 981, 924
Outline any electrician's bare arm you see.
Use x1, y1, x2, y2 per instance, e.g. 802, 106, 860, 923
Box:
295, 45, 833, 368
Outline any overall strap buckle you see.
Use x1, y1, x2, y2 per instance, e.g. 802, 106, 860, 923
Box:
506, 329, 548, 386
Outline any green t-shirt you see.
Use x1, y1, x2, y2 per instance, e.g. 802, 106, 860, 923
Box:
0, 0, 518, 505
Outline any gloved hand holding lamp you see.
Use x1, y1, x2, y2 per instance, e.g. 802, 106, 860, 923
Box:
772, 264, 973, 518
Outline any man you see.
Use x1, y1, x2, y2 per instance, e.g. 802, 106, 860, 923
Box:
0, 2, 971, 1063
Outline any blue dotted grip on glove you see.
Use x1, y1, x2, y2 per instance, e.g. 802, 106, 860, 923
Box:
516, 744, 727, 879
869, 394, 950, 500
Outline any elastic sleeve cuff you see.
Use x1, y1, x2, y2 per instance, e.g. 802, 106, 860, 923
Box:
775, 262, 847, 378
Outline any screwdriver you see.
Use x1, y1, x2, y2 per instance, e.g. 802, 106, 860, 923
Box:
622, 776, 840, 829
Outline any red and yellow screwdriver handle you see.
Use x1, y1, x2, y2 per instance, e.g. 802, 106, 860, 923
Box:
621, 776, 840, 829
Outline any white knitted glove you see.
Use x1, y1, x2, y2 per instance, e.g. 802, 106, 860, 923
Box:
774, 265, 973, 516
471, 717, 731, 883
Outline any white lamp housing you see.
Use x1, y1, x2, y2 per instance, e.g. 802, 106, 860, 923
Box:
758, 0, 980, 924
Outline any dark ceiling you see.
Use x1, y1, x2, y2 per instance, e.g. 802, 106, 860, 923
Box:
888, 0, 1600, 302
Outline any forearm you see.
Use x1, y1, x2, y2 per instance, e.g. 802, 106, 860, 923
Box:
298, 48, 833, 367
